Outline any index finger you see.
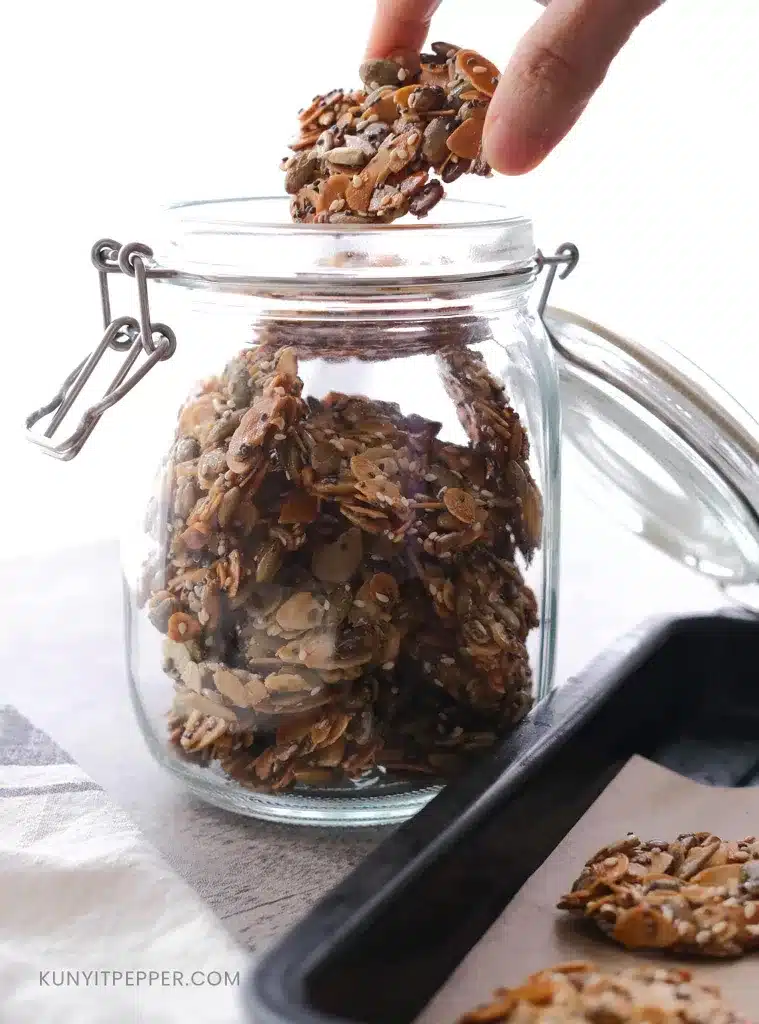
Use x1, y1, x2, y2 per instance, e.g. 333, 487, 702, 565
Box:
365, 0, 441, 59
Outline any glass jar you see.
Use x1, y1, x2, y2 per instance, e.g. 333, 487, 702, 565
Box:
26, 198, 759, 825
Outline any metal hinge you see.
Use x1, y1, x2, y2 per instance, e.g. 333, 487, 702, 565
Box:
536, 242, 580, 319
25, 239, 176, 460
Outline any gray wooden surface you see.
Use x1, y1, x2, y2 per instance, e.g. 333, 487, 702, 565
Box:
0, 486, 718, 956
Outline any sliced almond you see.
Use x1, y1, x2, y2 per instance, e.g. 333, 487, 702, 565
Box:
179, 394, 217, 437
691, 863, 743, 887
398, 169, 429, 199
344, 169, 375, 213
613, 905, 679, 949
521, 481, 543, 550
508, 976, 555, 1006
299, 92, 343, 128
311, 173, 350, 212
681, 840, 722, 880
455, 49, 501, 97
350, 454, 383, 481
177, 691, 238, 723
446, 116, 484, 160
279, 490, 319, 524
275, 592, 325, 632
167, 612, 202, 642
323, 712, 352, 747
443, 487, 478, 525
594, 851, 626, 884
311, 528, 363, 583
276, 710, 323, 745
244, 674, 268, 705
393, 84, 418, 108
289, 130, 322, 151
419, 63, 449, 88
213, 667, 251, 707
357, 476, 402, 505
314, 736, 346, 767
264, 672, 312, 694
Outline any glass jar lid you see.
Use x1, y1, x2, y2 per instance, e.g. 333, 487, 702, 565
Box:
547, 307, 759, 597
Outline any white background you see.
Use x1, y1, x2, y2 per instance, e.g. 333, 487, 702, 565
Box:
3, 0, 758, 555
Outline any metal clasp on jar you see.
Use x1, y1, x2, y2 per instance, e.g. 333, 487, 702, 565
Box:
25, 239, 176, 461
24, 238, 578, 460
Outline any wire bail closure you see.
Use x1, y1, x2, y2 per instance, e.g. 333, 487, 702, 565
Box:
24, 239, 579, 462
536, 242, 580, 320
25, 239, 176, 461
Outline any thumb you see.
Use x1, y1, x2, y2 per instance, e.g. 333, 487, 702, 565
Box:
365, 0, 442, 59
483, 0, 660, 175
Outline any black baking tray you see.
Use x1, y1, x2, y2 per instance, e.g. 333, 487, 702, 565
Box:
249, 611, 759, 1024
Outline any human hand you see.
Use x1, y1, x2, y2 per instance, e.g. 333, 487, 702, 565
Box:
366, 0, 661, 174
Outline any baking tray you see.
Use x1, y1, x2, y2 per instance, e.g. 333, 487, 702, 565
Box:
248, 611, 759, 1024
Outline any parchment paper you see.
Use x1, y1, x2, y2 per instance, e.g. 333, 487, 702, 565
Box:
416, 756, 759, 1023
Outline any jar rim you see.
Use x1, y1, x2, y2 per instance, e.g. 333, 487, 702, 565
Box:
151, 196, 536, 288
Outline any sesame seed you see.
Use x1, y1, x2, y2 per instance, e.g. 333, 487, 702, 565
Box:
695, 930, 710, 945
745, 902, 757, 919
676, 921, 691, 936
711, 921, 727, 934
472, 65, 487, 74
661, 905, 675, 922
352, 174, 363, 188
397, 68, 407, 82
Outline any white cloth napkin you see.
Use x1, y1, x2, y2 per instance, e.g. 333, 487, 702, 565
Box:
0, 706, 249, 1024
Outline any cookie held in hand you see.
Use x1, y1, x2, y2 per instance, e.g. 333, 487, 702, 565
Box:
457, 961, 746, 1023
558, 832, 759, 958
283, 42, 499, 225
